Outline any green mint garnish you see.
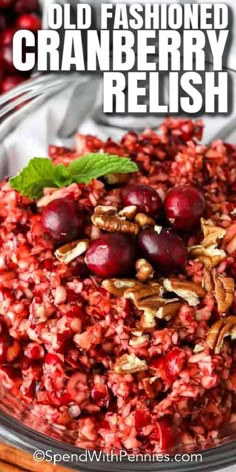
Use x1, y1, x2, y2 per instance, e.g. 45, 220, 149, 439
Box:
10, 153, 138, 200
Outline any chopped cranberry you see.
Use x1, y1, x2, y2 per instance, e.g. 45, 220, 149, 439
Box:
164, 185, 205, 232
164, 348, 186, 380
24, 342, 45, 360
67, 372, 90, 404
1, 75, 25, 94
85, 233, 135, 277
157, 417, 178, 451
121, 184, 163, 217
45, 353, 63, 365
135, 410, 151, 430
16, 13, 42, 32
41, 198, 83, 244
14, 0, 39, 13
91, 383, 109, 407
138, 227, 188, 275
0, 366, 20, 389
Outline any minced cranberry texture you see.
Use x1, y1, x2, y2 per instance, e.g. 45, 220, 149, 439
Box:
0, 118, 236, 453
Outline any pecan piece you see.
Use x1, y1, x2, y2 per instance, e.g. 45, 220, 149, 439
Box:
55, 239, 89, 264
118, 205, 137, 220
163, 278, 206, 306
206, 316, 236, 353
91, 214, 139, 234
94, 205, 117, 215
189, 218, 227, 268
201, 219, 226, 248
202, 268, 214, 292
156, 301, 182, 320
102, 278, 140, 297
114, 353, 148, 375
129, 331, 149, 347
134, 213, 155, 227
213, 273, 234, 314
223, 222, 236, 255
135, 259, 154, 282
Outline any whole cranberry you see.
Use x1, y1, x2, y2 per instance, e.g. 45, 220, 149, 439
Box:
41, 198, 83, 244
1, 45, 15, 72
0, 27, 16, 46
15, 0, 39, 13
16, 13, 42, 32
0, 13, 8, 32
164, 185, 205, 232
1, 75, 24, 94
121, 184, 162, 217
138, 227, 188, 275
85, 233, 135, 278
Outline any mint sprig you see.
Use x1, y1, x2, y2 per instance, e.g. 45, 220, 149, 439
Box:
10, 153, 138, 200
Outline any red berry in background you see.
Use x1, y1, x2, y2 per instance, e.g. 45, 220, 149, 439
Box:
1, 44, 15, 72
41, 198, 84, 244
0, 0, 13, 7
164, 185, 205, 232
0, 13, 8, 31
14, 0, 39, 14
0, 27, 16, 46
85, 233, 135, 278
16, 13, 42, 32
138, 227, 188, 275
1, 74, 25, 93
121, 184, 163, 217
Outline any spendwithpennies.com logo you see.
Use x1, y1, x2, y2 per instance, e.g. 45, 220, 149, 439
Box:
33, 449, 203, 465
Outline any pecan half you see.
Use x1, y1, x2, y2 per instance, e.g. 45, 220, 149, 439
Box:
213, 272, 234, 314
94, 205, 117, 215
202, 269, 234, 314
55, 239, 89, 264
91, 214, 139, 235
206, 316, 236, 353
134, 213, 155, 227
223, 222, 236, 255
188, 219, 227, 268
135, 259, 154, 282
163, 278, 206, 306
114, 353, 148, 374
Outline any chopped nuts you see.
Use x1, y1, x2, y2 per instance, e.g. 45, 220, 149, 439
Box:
188, 219, 227, 269
135, 258, 154, 282
206, 316, 236, 353
134, 213, 155, 227
202, 269, 234, 314
114, 353, 148, 374
129, 331, 149, 347
91, 213, 139, 235
55, 239, 89, 264
163, 278, 206, 307
156, 301, 182, 320
223, 222, 236, 255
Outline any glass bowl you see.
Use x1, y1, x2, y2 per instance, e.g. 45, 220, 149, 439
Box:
0, 74, 235, 472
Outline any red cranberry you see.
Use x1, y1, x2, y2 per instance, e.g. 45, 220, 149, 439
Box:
121, 184, 162, 217
0, 13, 8, 32
164, 185, 205, 232
0, 27, 16, 46
164, 348, 186, 380
15, 0, 39, 14
138, 227, 188, 275
1, 75, 24, 94
135, 410, 150, 429
41, 198, 83, 244
16, 13, 42, 32
1, 45, 15, 72
91, 383, 109, 407
24, 342, 45, 360
0, 0, 13, 7
85, 233, 135, 278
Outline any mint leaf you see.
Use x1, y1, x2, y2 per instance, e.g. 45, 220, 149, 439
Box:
10, 153, 138, 199
68, 153, 138, 184
10, 158, 72, 200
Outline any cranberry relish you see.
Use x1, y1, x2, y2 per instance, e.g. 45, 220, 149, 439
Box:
0, 118, 236, 453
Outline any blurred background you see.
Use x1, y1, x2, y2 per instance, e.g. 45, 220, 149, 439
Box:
0, 0, 42, 95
